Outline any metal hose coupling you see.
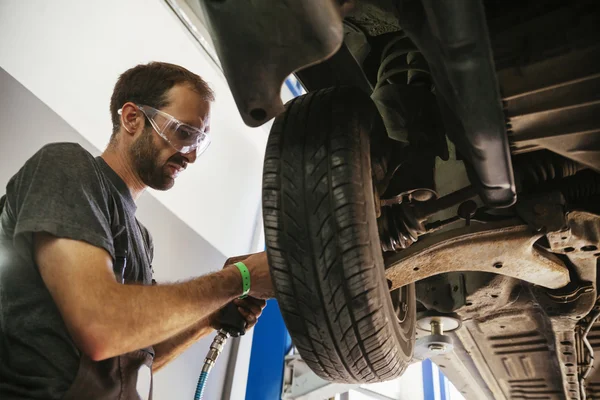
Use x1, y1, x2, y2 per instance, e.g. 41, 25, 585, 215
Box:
202, 329, 229, 374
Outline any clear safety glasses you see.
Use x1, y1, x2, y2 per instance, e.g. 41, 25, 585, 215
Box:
119, 104, 211, 155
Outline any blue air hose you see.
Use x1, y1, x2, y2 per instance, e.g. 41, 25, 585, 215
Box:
193, 330, 229, 400
193, 299, 247, 399
194, 371, 209, 400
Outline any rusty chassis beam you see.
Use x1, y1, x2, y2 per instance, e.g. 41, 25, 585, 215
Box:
384, 219, 570, 291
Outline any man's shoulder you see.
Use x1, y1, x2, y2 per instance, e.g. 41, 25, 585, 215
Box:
27, 142, 100, 175
8, 142, 105, 196
35, 142, 95, 161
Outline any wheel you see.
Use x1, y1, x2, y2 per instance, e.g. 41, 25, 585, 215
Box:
263, 86, 416, 383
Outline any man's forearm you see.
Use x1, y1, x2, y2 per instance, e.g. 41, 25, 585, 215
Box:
152, 319, 214, 372
80, 266, 242, 361
34, 236, 261, 363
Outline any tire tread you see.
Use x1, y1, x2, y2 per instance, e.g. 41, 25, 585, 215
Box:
263, 87, 414, 383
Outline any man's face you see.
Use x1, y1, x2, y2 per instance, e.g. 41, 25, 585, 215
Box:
130, 84, 211, 190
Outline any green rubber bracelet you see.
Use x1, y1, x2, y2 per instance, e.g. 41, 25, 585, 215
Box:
234, 262, 251, 299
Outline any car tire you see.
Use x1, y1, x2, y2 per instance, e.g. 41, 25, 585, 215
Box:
263, 86, 415, 383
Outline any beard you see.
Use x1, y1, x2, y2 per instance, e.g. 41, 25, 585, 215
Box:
129, 127, 183, 191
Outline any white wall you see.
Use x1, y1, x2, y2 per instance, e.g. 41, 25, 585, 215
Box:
0, 65, 230, 400
0, 0, 268, 258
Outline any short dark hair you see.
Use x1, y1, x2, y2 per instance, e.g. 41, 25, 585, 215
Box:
109, 62, 214, 139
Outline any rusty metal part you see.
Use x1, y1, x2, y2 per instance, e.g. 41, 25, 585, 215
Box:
547, 211, 600, 266
200, 0, 343, 127
546, 282, 594, 304
518, 195, 599, 306
415, 272, 466, 313
380, 188, 437, 207
579, 303, 600, 399
516, 191, 567, 233
524, 210, 600, 399
414, 186, 477, 219
384, 219, 570, 291
533, 211, 599, 315
344, 0, 402, 36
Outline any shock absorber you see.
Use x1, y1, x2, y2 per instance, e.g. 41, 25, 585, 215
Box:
371, 33, 435, 145
374, 34, 430, 91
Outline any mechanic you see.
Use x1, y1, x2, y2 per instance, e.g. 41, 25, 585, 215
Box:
0, 62, 274, 399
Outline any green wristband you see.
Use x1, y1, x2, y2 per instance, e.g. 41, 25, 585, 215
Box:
234, 262, 251, 299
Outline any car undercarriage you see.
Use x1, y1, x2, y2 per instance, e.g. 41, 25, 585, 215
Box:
200, 0, 600, 398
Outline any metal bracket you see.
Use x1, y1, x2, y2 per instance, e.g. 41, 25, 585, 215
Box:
384, 219, 570, 291
515, 191, 567, 233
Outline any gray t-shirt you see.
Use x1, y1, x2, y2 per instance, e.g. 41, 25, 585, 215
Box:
0, 143, 154, 400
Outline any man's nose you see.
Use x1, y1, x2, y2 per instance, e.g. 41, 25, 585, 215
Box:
182, 148, 197, 164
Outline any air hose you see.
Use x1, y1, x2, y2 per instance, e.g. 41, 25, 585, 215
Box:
193, 302, 247, 400
194, 329, 229, 400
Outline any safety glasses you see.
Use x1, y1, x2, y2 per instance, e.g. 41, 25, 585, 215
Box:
119, 104, 211, 155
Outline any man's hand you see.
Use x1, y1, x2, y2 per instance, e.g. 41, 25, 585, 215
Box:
209, 297, 267, 331
225, 251, 275, 299
207, 251, 272, 332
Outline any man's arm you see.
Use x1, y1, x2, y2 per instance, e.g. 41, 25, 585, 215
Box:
152, 319, 213, 372
34, 233, 272, 361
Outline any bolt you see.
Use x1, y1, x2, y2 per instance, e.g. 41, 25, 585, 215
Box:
430, 320, 444, 336
412, 189, 436, 202
428, 343, 447, 352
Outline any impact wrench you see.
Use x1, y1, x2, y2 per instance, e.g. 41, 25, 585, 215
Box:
194, 262, 251, 400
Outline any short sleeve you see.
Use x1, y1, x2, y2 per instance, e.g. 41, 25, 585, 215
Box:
5, 143, 115, 261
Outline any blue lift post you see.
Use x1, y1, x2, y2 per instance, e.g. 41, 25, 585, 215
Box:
422, 358, 453, 400
438, 363, 448, 400
245, 299, 291, 400
422, 359, 436, 400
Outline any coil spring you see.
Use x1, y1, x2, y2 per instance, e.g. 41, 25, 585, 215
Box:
375, 34, 430, 91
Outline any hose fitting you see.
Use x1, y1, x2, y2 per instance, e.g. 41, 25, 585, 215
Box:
194, 329, 229, 400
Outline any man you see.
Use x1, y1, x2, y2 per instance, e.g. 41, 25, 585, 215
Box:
0, 62, 274, 399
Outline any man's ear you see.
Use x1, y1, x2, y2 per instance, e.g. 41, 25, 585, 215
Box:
120, 102, 141, 135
